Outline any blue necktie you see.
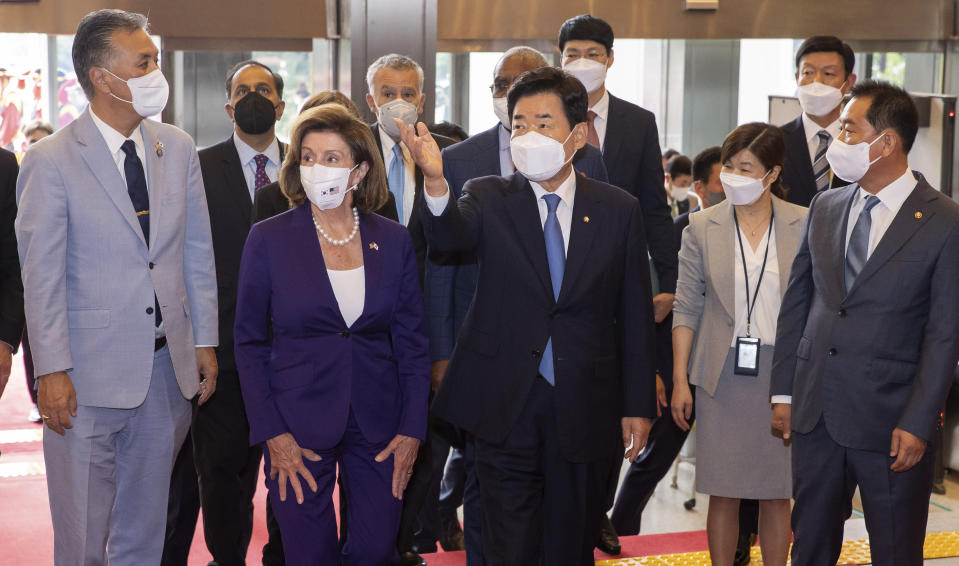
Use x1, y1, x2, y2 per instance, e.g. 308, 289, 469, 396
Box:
844, 194, 880, 292
539, 193, 565, 386
120, 140, 161, 327
388, 143, 406, 223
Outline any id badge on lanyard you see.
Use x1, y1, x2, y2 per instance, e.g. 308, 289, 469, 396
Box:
733, 208, 773, 376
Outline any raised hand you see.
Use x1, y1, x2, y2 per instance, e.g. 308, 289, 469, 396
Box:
395, 119, 445, 192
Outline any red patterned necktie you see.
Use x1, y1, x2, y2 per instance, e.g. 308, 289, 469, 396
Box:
586, 110, 600, 148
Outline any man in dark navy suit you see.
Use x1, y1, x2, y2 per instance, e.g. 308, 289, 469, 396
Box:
558, 14, 676, 553
0, 148, 23, 402
772, 81, 959, 566
403, 66, 656, 566
425, 46, 608, 564
782, 36, 857, 207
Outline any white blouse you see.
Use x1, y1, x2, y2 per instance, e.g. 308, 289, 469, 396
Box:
731, 225, 780, 347
327, 266, 365, 327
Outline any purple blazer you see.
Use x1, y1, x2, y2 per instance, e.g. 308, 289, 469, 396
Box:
234, 203, 430, 449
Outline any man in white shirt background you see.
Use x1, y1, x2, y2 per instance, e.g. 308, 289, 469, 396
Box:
781, 36, 857, 207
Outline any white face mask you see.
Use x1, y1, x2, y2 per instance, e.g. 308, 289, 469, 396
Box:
301, 163, 359, 210
825, 134, 885, 183
563, 58, 608, 93
670, 184, 690, 202
492, 96, 510, 130
105, 68, 169, 118
376, 99, 419, 139
720, 170, 770, 206
797, 81, 845, 118
510, 130, 574, 182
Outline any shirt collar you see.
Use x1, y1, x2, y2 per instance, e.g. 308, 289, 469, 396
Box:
860, 168, 917, 212
90, 108, 144, 156
589, 90, 610, 122
233, 132, 280, 167
529, 168, 576, 209
498, 123, 511, 152
378, 124, 404, 155
801, 112, 841, 146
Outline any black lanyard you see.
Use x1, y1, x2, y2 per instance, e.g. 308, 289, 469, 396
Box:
733, 207, 774, 337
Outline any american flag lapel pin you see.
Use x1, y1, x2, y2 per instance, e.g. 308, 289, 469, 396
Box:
370, 242, 379, 251
155, 141, 164, 157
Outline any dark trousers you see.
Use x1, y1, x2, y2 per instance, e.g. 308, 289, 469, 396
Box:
397, 410, 433, 553
413, 418, 454, 553
440, 439, 484, 565
476, 377, 612, 566
161, 371, 285, 566
21, 328, 36, 404
162, 430, 201, 566
267, 410, 402, 565
192, 371, 264, 566
791, 418, 934, 566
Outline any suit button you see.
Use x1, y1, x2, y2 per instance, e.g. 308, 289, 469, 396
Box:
340, 331, 350, 338
827, 348, 837, 357
146, 307, 154, 315
149, 262, 155, 269
838, 309, 846, 318
531, 349, 541, 359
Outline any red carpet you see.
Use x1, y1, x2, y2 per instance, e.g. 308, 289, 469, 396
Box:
1, 358, 713, 563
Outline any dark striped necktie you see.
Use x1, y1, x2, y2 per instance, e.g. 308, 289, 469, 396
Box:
813, 130, 832, 192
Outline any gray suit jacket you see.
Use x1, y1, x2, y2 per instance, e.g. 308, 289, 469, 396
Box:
673, 196, 807, 396
771, 175, 959, 452
15, 109, 218, 408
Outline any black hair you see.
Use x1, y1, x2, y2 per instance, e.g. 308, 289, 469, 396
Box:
848, 80, 919, 153
507, 67, 588, 130
721, 122, 788, 200
558, 14, 614, 55
225, 60, 285, 99
795, 36, 855, 77
692, 146, 722, 183
662, 148, 679, 161
665, 155, 692, 178
73, 9, 149, 99
428, 121, 469, 142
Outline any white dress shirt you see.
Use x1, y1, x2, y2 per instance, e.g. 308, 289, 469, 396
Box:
327, 266, 366, 327
588, 90, 611, 151
801, 112, 842, 165
774, 168, 917, 405
731, 225, 780, 347
379, 125, 416, 226
497, 124, 515, 176
844, 168, 917, 256
424, 169, 576, 256
233, 132, 280, 200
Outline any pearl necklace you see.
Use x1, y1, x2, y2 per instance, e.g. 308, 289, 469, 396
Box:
313, 207, 359, 246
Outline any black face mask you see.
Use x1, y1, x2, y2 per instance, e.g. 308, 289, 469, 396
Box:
232, 92, 277, 135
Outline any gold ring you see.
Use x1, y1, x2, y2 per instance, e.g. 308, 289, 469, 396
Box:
407, 471, 414, 475
41, 415, 50, 419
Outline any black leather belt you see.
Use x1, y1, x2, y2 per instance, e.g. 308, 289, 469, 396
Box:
155, 336, 167, 351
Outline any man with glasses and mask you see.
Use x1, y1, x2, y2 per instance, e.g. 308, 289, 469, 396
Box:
558, 14, 676, 554
772, 80, 959, 565
365, 52, 455, 566
15, 9, 218, 564
425, 45, 608, 564
782, 36, 857, 207
162, 60, 288, 566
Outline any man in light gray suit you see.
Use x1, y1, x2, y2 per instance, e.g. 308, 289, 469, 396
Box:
15, 10, 218, 564
771, 80, 959, 566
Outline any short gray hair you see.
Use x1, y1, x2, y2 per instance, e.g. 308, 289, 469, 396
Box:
366, 53, 424, 94
499, 46, 549, 70
73, 9, 149, 99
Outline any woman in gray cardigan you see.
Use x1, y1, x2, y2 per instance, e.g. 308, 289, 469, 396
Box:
671, 123, 807, 566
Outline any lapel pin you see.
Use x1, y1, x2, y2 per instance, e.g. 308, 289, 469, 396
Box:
370, 242, 379, 251
155, 141, 164, 158
583, 216, 590, 223
915, 211, 923, 219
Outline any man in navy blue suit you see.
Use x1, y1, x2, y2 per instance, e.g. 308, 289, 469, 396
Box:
558, 14, 675, 554
424, 46, 608, 564
781, 36, 856, 207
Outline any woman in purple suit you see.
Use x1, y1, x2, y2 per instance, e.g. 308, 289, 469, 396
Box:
234, 104, 430, 564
